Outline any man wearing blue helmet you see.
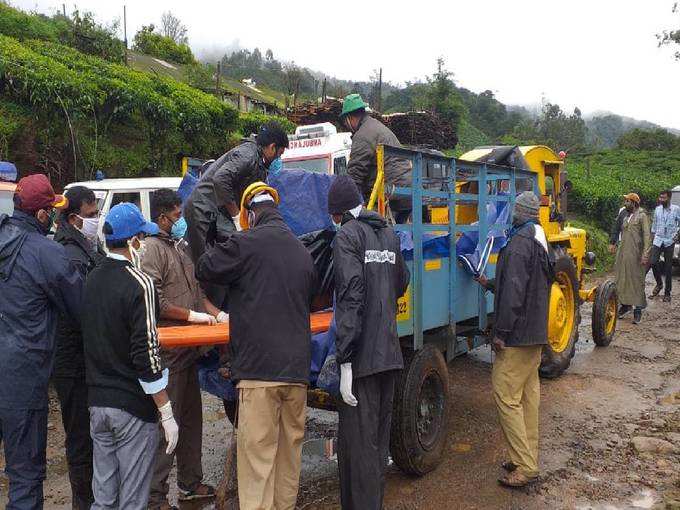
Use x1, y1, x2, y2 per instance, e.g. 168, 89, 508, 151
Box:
81, 202, 179, 510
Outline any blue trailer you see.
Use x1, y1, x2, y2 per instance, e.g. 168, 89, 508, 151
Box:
358, 144, 615, 475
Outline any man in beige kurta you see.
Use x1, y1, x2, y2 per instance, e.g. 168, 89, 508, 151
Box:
609, 193, 651, 324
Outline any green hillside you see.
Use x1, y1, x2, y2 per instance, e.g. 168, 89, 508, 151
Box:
0, 3, 291, 187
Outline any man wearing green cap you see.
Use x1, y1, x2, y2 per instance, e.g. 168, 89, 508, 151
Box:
340, 94, 412, 223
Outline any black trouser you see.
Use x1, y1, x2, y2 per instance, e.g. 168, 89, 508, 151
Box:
337, 370, 397, 510
53, 377, 94, 510
649, 243, 675, 296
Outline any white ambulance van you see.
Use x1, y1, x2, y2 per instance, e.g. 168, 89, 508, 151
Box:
282, 122, 351, 176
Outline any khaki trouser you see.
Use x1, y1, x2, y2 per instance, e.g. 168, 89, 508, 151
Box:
237, 382, 307, 510
491, 345, 542, 478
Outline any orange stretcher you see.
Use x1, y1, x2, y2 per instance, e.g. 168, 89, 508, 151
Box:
157, 310, 333, 348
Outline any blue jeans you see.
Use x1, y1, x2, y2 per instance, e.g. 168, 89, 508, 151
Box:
0, 407, 48, 510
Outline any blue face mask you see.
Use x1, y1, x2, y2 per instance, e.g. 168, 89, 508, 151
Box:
171, 216, 187, 239
268, 157, 283, 176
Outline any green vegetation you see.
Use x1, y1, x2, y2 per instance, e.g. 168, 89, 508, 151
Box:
132, 25, 195, 65
568, 148, 680, 232
0, 3, 293, 186
569, 216, 615, 273
0, 3, 125, 62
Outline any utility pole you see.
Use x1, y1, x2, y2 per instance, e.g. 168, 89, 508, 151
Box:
377, 67, 383, 112
322, 78, 327, 103
216, 61, 222, 99
123, 5, 128, 66
62, 3, 66, 17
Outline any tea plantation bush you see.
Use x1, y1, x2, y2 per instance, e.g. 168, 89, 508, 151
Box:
568, 149, 680, 231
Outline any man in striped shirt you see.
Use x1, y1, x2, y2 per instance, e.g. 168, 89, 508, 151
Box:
82, 203, 179, 510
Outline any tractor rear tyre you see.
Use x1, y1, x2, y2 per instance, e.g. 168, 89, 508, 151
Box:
390, 344, 450, 476
540, 247, 581, 379
592, 279, 618, 347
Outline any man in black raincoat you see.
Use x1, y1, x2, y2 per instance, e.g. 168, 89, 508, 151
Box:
183, 122, 289, 270
328, 175, 410, 510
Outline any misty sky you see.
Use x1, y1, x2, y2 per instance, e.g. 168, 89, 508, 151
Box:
12, 0, 680, 129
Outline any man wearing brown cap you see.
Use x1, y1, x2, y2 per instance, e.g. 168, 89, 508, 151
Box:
608, 193, 651, 324
0, 174, 83, 509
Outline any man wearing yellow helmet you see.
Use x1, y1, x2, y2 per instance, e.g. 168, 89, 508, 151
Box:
196, 183, 316, 510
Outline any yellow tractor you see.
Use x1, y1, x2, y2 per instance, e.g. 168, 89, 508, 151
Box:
457, 145, 618, 377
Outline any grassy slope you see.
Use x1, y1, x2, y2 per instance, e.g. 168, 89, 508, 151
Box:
128, 51, 286, 108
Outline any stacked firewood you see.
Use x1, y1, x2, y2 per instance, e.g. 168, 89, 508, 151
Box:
286, 100, 458, 150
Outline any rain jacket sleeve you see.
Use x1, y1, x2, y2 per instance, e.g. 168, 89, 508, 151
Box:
641, 211, 652, 258
395, 245, 410, 297
346, 135, 375, 199
333, 228, 365, 365
212, 149, 254, 209
47, 245, 84, 325
140, 240, 171, 315
128, 274, 164, 385
195, 237, 244, 287
493, 246, 530, 341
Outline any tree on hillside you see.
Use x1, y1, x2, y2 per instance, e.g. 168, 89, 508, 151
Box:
424, 58, 467, 130
133, 24, 195, 64
160, 11, 188, 45
284, 63, 303, 106
616, 128, 680, 151
502, 102, 587, 151
657, 2, 680, 59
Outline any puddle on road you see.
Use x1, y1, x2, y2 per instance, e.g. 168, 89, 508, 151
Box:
576, 490, 658, 510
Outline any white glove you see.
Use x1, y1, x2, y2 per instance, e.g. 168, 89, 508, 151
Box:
216, 311, 229, 323
158, 401, 179, 455
340, 363, 357, 406
232, 215, 243, 232
188, 310, 217, 325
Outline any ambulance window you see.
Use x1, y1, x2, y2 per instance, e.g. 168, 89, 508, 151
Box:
282, 158, 329, 174
111, 191, 141, 209
334, 157, 348, 176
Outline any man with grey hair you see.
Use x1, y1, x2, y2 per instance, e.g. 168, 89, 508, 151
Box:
477, 191, 553, 488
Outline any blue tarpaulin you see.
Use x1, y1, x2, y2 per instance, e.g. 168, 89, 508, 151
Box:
268, 169, 335, 236
0, 162, 17, 182
177, 172, 198, 204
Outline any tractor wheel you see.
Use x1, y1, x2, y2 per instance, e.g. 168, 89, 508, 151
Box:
540, 247, 581, 379
592, 280, 618, 347
390, 345, 450, 476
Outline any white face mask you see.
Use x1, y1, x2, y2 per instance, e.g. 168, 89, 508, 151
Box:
127, 237, 146, 269
76, 215, 100, 244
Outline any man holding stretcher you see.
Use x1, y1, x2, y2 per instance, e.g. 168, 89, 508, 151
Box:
196, 182, 316, 510
142, 188, 223, 509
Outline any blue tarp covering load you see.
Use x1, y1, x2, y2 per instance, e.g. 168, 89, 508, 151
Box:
0, 162, 17, 182
177, 172, 198, 204
268, 169, 334, 236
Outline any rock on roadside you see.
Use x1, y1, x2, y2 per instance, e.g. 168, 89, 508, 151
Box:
631, 436, 678, 454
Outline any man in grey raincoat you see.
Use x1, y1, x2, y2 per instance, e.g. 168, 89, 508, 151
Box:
609, 193, 651, 324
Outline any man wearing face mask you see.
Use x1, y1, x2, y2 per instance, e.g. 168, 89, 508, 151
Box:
475, 191, 553, 488
142, 189, 223, 510
196, 182, 316, 510
52, 185, 105, 509
647, 190, 680, 302
608, 193, 652, 324
328, 175, 410, 510
82, 203, 179, 510
340, 94, 413, 223
0, 173, 83, 509
184, 121, 289, 273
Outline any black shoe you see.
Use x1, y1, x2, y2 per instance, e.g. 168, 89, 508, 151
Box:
633, 308, 642, 324
663, 295, 671, 303
649, 284, 663, 298
618, 305, 632, 318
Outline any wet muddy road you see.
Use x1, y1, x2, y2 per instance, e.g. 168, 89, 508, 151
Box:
2, 274, 679, 509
